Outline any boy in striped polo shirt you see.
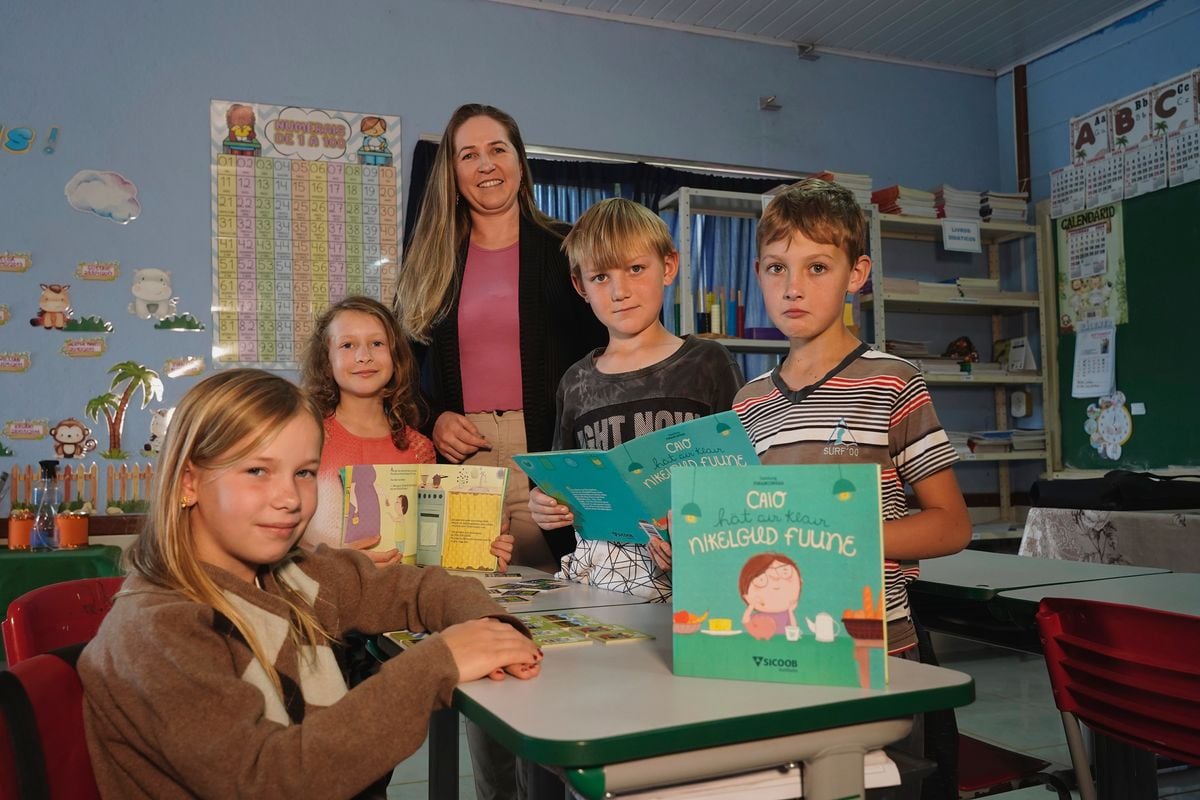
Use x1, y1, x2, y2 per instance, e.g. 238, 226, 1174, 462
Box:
733, 178, 971, 656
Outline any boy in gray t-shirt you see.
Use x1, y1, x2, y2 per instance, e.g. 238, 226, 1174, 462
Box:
529, 198, 743, 600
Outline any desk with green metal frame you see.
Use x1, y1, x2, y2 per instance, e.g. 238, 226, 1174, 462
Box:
453, 603, 975, 800
909, 550, 1170, 651
382, 570, 651, 800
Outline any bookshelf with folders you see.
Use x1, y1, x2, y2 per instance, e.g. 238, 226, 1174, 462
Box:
859, 212, 1052, 524
659, 186, 1053, 525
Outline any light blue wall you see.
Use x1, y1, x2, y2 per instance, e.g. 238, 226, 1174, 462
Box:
996, 0, 1200, 199
1, 0, 1002, 499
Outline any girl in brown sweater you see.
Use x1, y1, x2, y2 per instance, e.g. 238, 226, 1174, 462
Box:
79, 369, 541, 799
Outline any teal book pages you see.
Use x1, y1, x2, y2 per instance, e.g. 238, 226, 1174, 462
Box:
671, 464, 888, 688
514, 411, 758, 545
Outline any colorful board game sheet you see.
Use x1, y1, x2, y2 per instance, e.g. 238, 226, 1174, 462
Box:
382, 611, 653, 652
210, 100, 401, 368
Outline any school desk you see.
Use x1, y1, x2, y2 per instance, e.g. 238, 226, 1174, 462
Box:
0, 545, 122, 633
998, 573, 1200, 800
995, 571, 1200, 627
452, 602, 974, 800
384, 572, 650, 799
909, 550, 1171, 651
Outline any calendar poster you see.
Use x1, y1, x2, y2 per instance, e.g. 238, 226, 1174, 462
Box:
1167, 125, 1200, 187
1122, 136, 1168, 199
1071, 318, 1116, 399
1055, 203, 1127, 332
210, 100, 402, 368
1085, 151, 1124, 208
1050, 163, 1086, 218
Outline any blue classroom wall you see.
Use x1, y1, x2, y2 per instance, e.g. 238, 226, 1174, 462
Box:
2, 0, 1011, 499
989, 0, 1198, 481
995, 0, 1200, 202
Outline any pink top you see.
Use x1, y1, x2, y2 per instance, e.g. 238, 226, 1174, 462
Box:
304, 415, 435, 549
458, 241, 523, 413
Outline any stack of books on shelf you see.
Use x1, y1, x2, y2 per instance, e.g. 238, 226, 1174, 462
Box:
810, 170, 873, 207
871, 185, 937, 217
884, 339, 931, 358
953, 429, 1046, 456
979, 190, 1029, 223
932, 185, 982, 219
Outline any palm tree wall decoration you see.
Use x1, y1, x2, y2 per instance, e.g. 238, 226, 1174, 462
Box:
84, 360, 164, 458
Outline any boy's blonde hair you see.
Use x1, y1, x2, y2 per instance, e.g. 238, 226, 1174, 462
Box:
127, 369, 331, 699
562, 198, 676, 278
757, 178, 867, 264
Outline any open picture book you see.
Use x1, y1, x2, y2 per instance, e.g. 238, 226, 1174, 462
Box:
339, 463, 508, 571
671, 463, 888, 688
513, 411, 759, 545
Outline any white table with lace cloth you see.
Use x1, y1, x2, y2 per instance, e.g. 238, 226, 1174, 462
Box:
1019, 507, 1200, 572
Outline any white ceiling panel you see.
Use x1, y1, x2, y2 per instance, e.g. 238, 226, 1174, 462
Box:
484, 0, 1159, 74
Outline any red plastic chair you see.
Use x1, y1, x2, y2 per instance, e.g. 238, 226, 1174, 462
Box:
957, 733, 1071, 799
2, 577, 124, 664
1036, 597, 1200, 800
0, 646, 100, 800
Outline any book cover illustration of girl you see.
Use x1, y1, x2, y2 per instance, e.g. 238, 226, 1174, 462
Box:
740, 553, 802, 641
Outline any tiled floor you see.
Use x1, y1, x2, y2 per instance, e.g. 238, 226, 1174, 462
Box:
388, 638, 1200, 799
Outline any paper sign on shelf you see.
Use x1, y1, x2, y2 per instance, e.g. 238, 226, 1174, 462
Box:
940, 219, 981, 253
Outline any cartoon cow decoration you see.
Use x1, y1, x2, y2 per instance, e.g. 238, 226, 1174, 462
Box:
142, 407, 175, 456
30, 284, 73, 329
129, 268, 178, 320
50, 418, 98, 459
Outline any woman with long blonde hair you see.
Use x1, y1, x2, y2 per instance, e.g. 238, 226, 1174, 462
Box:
393, 103, 605, 575
79, 369, 540, 799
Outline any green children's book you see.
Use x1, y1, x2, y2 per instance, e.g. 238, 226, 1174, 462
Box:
339, 464, 508, 571
513, 411, 759, 545
671, 464, 888, 688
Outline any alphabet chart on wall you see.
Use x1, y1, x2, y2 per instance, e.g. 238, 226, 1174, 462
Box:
210, 100, 401, 369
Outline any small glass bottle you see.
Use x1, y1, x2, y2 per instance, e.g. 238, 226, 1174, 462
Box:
30, 459, 60, 551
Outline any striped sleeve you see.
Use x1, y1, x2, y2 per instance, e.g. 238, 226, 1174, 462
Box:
890, 371, 957, 485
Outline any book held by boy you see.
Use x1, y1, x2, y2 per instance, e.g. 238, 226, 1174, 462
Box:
670, 464, 887, 688
513, 411, 759, 545
339, 463, 507, 571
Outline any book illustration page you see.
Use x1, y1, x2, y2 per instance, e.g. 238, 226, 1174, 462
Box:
342, 465, 380, 547
672, 464, 887, 689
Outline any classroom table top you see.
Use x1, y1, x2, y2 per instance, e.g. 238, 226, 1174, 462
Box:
911, 549, 1171, 602
449, 568, 650, 614
997, 571, 1200, 620
453, 602, 975, 770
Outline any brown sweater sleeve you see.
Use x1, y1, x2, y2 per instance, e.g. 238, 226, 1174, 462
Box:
79, 557, 522, 800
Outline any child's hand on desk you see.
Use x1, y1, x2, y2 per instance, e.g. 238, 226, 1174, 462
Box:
529, 487, 574, 529
441, 618, 542, 682
647, 536, 672, 571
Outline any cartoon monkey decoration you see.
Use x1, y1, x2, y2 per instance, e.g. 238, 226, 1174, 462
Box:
50, 417, 98, 459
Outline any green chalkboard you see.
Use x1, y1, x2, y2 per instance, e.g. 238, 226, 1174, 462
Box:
1057, 180, 1200, 469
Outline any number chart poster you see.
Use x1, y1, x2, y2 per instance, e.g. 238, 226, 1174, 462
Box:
210, 100, 401, 368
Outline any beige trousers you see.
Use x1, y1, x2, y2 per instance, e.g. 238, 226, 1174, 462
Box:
463, 411, 556, 573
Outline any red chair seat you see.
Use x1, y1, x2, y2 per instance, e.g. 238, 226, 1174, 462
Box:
2, 577, 124, 664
